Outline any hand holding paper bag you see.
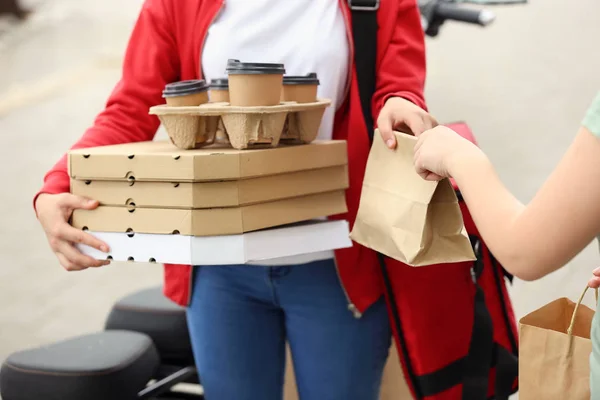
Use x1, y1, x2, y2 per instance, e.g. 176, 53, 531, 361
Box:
350, 130, 475, 266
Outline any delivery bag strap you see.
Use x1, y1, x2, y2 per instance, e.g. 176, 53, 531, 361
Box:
349, 0, 379, 139
352, 2, 425, 397
414, 342, 518, 399
462, 236, 495, 399
351, 1, 424, 398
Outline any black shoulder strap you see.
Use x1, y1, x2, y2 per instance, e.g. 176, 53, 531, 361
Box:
351, 0, 422, 397
351, 1, 424, 398
350, 0, 379, 140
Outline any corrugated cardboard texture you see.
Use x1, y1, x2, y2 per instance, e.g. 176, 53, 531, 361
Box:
149, 99, 331, 150
71, 166, 349, 209
68, 140, 347, 182
72, 191, 347, 236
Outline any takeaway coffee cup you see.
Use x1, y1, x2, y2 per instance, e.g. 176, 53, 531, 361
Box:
281, 73, 320, 103
226, 59, 285, 106
162, 80, 210, 107
209, 78, 230, 103
209, 78, 230, 144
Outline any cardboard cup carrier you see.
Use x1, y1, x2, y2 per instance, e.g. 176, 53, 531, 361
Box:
152, 62, 329, 150
209, 78, 230, 144
161, 79, 217, 149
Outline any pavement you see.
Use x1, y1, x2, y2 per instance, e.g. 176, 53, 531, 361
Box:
0, 0, 599, 398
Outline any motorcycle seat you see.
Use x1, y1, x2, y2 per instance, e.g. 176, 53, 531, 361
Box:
105, 286, 194, 366
0, 330, 159, 400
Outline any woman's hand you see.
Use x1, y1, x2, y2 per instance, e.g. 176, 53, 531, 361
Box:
36, 193, 110, 271
589, 267, 600, 289
377, 97, 438, 149
413, 125, 484, 181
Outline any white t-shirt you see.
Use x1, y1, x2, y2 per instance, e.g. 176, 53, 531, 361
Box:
201, 0, 350, 266
202, 0, 349, 141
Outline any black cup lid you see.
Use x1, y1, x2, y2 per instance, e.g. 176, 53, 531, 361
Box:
226, 59, 285, 75
210, 78, 229, 90
283, 73, 320, 85
162, 80, 209, 98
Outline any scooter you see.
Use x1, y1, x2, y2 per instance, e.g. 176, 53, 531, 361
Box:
0, 2, 512, 399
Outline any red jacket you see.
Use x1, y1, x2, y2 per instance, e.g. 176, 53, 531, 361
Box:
36, 1, 520, 398
35, 0, 427, 311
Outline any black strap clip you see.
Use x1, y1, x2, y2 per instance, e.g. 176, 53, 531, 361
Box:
469, 235, 484, 283
348, 0, 380, 11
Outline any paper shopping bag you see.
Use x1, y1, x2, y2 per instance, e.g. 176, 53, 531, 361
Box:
519, 286, 597, 400
350, 129, 475, 266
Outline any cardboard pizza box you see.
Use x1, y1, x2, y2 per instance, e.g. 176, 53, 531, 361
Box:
68, 140, 347, 182
77, 220, 352, 265
71, 165, 348, 209
72, 191, 347, 236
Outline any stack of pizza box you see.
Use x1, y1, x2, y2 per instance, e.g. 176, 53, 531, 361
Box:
69, 140, 352, 265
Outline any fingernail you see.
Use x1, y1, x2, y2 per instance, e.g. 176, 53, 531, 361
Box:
594, 267, 600, 274
100, 245, 109, 253
386, 139, 395, 148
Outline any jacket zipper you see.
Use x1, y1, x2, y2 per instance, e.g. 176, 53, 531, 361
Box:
333, 256, 362, 319
333, 1, 361, 319
187, 0, 225, 306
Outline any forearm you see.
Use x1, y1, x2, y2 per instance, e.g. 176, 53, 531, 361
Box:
451, 127, 600, 281
450, 154, 533, 278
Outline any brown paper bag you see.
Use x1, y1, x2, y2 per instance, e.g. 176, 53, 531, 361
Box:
519, 286, 597, 399
350, 129, 475, 266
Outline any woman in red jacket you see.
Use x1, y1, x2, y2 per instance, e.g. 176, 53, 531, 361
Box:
34, 0, 434, 398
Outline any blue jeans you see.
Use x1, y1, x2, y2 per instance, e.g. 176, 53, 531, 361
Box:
186, 259, 391, 400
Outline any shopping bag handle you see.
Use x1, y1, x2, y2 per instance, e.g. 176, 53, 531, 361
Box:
566, 285, 598, 354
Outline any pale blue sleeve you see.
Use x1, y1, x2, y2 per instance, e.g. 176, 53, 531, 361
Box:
583, 93, 600, 137
587, 93, 600, 398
